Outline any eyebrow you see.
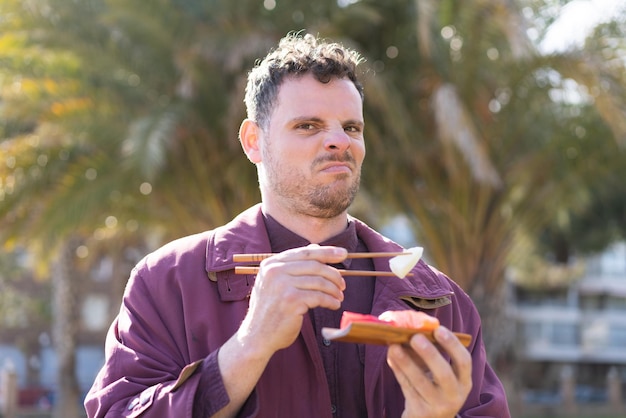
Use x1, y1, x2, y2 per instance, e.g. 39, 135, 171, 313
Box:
289, 116, 323, 125
289, 116, 364, 128
345, 119, 365, 129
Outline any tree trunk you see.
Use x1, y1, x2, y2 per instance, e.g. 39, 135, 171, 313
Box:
51, 239, 81, 418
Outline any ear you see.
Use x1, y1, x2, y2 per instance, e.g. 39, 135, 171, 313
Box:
239, 119, 262, 163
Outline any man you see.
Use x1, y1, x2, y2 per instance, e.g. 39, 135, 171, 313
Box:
85, 33, 510, 418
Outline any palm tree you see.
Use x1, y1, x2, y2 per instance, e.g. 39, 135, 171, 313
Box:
1, 2, 255, 416
0, 1, 375, 415
324, 0, 626, 363
2, 1, 626, 416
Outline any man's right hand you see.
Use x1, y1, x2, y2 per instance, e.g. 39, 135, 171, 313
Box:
238, 244, 348, 354
212, 244, 348, 417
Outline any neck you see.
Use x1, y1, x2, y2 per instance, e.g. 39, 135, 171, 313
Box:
261, 201, 349, 243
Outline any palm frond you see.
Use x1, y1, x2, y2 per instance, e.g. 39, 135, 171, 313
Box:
432, 83, 502, 187
122, 104, 184, 181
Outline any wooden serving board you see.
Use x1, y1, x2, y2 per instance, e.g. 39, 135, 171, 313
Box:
321, 322, 472, 347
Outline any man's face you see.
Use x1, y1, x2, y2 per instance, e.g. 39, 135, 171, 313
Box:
258, 74, 365, 219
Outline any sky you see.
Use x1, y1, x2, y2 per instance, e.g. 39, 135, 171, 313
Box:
541, 0, 625, 53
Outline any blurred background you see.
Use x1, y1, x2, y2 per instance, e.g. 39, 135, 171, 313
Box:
1, 0, 625, 417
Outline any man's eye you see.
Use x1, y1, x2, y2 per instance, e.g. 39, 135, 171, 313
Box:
345, 126, 361, 133
297, 123, 316, 130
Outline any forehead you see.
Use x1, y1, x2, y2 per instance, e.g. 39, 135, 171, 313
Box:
273, 74, 363, 120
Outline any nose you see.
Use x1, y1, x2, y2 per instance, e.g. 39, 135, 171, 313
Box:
324, 128, 351, 152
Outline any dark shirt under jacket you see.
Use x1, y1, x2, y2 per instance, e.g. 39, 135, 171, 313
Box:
264, 213, 375, 418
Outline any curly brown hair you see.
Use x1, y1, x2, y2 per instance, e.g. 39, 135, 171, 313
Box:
244, 32, 365, 131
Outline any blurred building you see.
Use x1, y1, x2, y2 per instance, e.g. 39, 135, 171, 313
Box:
508, 241, 626, 412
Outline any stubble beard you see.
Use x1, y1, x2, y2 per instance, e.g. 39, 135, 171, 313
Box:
262, 150, 361, 219
304, 173, 360, 218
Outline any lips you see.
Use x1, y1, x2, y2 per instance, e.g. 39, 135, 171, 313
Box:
315, 152, 356, 174
319, 162, 353, 174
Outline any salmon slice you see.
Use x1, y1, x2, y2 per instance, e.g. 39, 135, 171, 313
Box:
340, 310, 439, 332
378, 310, 440, 331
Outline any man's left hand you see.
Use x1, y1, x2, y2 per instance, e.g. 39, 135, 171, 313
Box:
386, 326, 472, 418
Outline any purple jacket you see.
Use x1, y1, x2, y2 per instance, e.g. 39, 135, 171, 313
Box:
85, 205, 510, 417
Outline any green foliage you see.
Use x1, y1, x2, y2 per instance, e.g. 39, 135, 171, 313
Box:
0, 250, 51, 328
1, 0, 625, 339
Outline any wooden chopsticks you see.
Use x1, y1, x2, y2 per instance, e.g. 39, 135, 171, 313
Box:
233, 251, 409, 263
234, 266, 409, 277
233, 251, 412, 277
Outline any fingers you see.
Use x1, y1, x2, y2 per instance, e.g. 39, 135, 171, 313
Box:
241, 245, 349, 352
386, 326, 473, 418
259, 244, 348, 294
261, 258, 346, 292
387, 336, 439, 403
432, 326, 473, 390
250, 244, 349, 312
268, 267, 345, 311
270, 244, 348, 268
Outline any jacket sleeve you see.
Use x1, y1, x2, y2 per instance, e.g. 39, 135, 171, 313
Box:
460, 326, 511, 417
84, 262, 230, 417
452, 288, 511, 418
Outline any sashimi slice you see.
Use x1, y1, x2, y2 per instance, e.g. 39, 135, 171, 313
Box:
339, 310, 439, 332
340, 311, 391, 329
378, 310, 440, 331
389, 246, 423, 278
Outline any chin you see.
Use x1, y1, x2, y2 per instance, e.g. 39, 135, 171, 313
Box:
310, 196, 356, 219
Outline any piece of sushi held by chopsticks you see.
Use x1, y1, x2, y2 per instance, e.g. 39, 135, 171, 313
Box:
389, 246, 423, 278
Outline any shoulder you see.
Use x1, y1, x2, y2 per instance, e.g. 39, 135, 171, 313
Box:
135, 204, 265, 274
138, 231, 212, 272
349, 216, 481, 317
123, 231, 214, 304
